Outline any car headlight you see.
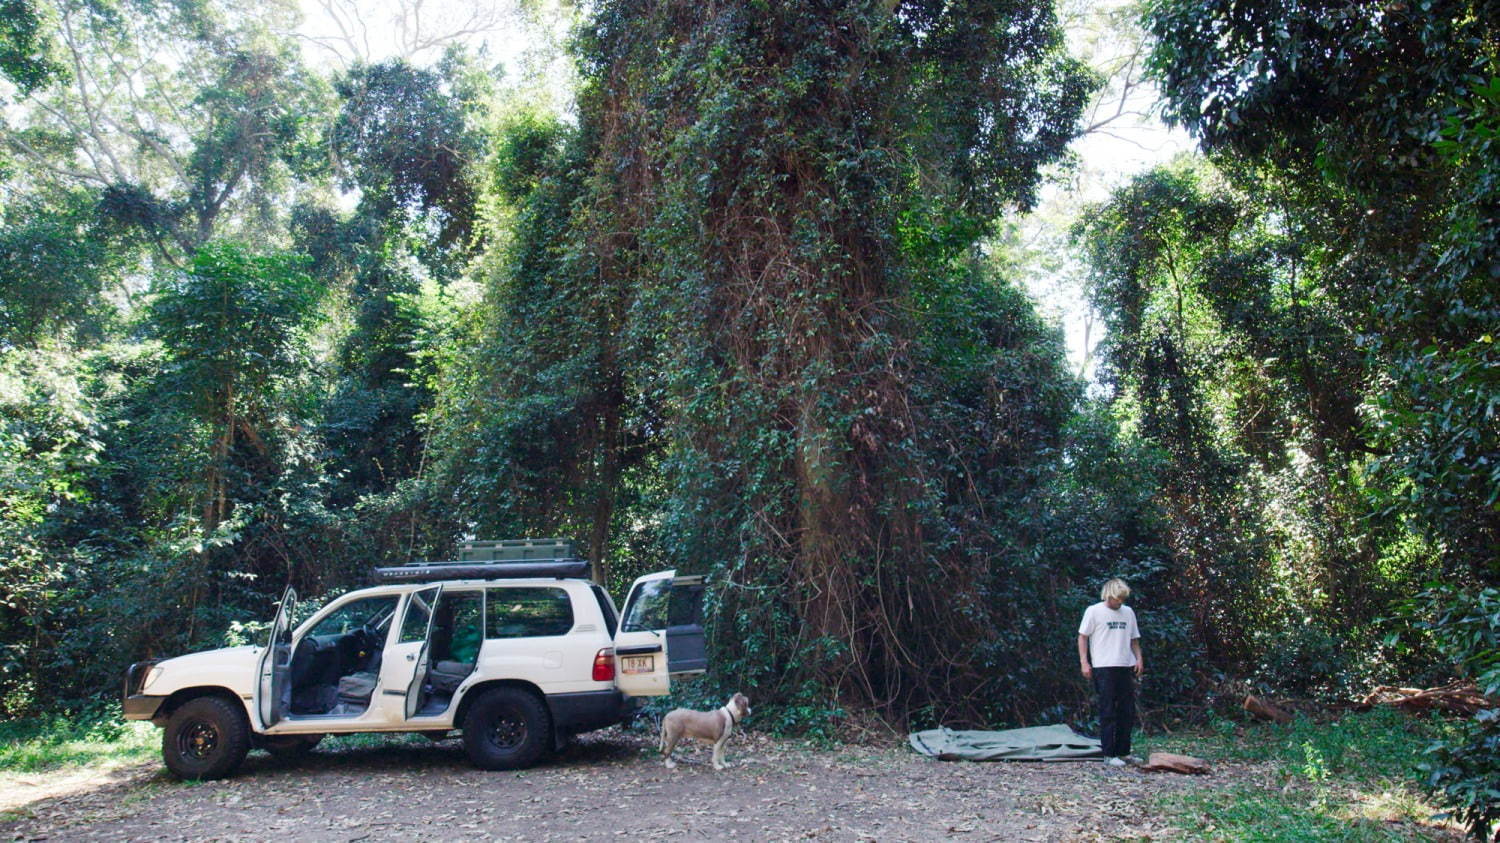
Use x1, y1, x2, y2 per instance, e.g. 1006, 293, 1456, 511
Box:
140, 666, 164, 692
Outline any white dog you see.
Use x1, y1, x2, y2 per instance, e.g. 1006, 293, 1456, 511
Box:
659, 693, 751, 770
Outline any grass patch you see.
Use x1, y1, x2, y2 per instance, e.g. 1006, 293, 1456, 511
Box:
1151, 706, 1453, 778
1169, 786, 1441, 842
320, 731, 444, 751
1147, 708, 1460, 840
0, 713, 158, 774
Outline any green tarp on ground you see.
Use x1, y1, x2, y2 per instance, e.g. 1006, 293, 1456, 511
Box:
908, 725, 1103, 761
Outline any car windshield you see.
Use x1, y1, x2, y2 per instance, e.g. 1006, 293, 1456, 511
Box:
308, 595, 399, 638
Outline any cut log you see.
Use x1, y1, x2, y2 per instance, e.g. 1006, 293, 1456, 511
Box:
1243, 694, 1293, 724
1141, 751, 1210, 774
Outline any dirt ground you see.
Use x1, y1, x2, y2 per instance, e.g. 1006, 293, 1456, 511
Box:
0, 728, 1414, 841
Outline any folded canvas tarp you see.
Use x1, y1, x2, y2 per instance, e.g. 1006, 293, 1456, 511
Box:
908, 725, 1103, 762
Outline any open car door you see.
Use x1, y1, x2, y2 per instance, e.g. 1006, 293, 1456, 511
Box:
612, 571, 706, 696
254, 586, 297, 729
403, 585, 443, 719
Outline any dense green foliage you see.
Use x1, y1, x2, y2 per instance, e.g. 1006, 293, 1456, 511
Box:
1076, 162, 1407, 691
1142, 0, 1499, 579
0, 0, 62, 95
0, 189, 125, 346
1411, 587, 1500, 838
0, 8, 1492, 829
1086, 0, 1500, 831
0, 0, 474, 710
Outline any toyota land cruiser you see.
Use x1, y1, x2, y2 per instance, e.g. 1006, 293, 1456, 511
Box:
122, 539, 706, 778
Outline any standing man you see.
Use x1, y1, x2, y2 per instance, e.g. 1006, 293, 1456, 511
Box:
1078, 578, 1143, 767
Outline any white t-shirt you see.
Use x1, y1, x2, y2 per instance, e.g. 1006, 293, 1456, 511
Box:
1078, 602, 1140, 668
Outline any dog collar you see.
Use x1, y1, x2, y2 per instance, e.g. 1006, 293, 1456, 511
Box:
722, 704, 739, 725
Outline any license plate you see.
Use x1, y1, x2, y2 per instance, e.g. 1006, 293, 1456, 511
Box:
622, 655, 653, 674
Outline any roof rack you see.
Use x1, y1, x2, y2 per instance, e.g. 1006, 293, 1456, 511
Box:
374, 538, 591, 583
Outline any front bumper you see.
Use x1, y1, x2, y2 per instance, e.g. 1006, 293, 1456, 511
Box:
122, 660, 164, 722
123, 694, 167, 721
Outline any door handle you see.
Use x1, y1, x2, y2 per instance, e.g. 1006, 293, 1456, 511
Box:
406, 653, 415, 661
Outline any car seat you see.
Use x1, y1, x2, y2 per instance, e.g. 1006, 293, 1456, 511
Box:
427, 661, 473, 693
336, 672, 378, 706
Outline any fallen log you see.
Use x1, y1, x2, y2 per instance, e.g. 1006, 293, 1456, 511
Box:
1360, 680, 1495, 716
1243, 694, 1293, 724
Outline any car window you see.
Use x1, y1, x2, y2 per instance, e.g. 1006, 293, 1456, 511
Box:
435, 591, 485, 662
486, 587, 573, 638
591, 585, 618, 637
309, 595, 399, 638
399, 589, 437, 643
621, 578, 670, 632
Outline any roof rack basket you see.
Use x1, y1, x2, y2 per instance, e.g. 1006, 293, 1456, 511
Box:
374, 538, 590, 583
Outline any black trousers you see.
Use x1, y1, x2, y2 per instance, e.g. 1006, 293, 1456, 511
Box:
1093, 666, 1135, 757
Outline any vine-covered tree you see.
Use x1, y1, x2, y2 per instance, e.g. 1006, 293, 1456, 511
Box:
436, 0, 1101, 721
148, 244, 322, 536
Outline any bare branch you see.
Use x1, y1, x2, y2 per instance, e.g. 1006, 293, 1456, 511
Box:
1081, 40, 1152, 137
298, 0, 507, 64
294, 32, 355, 70
1083, 129, 1163, 151
57, 9, 128, 182
24, 97, 116, 183
1, 130, 112, 185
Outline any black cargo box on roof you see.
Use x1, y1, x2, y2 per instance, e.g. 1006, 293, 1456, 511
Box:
375, 539, 590, 582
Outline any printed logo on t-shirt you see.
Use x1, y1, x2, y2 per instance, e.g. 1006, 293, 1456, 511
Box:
1107, 621, 1127, 630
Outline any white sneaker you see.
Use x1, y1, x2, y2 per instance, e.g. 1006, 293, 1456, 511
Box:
1106, 756, 1127, 767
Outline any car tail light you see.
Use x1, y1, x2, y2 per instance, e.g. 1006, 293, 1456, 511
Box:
593, 648, 615, 682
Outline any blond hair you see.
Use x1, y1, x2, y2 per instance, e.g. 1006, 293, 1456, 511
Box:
1101, 578, 1131, 602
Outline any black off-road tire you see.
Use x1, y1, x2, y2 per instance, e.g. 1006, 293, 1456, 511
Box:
261, 733, 323, 759
162, 696, 251, 780
461, 687, 551, 771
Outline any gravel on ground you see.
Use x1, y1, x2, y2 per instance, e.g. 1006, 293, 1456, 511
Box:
0, 727, 1441, 841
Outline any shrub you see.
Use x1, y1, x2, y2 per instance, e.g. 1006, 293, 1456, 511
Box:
1410, 586, 1500, 839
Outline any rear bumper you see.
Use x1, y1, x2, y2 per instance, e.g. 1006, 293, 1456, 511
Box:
546, 690, 631, 735
123, 694, 167, 722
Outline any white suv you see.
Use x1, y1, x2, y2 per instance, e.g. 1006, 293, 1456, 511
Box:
122, 540, 706, 779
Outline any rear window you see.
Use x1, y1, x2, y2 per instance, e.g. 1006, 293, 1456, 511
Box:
621, 578, 671, 632
486, 587, 574, 638
591, 585, 618, 637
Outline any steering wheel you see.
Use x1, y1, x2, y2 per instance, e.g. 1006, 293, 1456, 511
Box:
355, 622, 383, 656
